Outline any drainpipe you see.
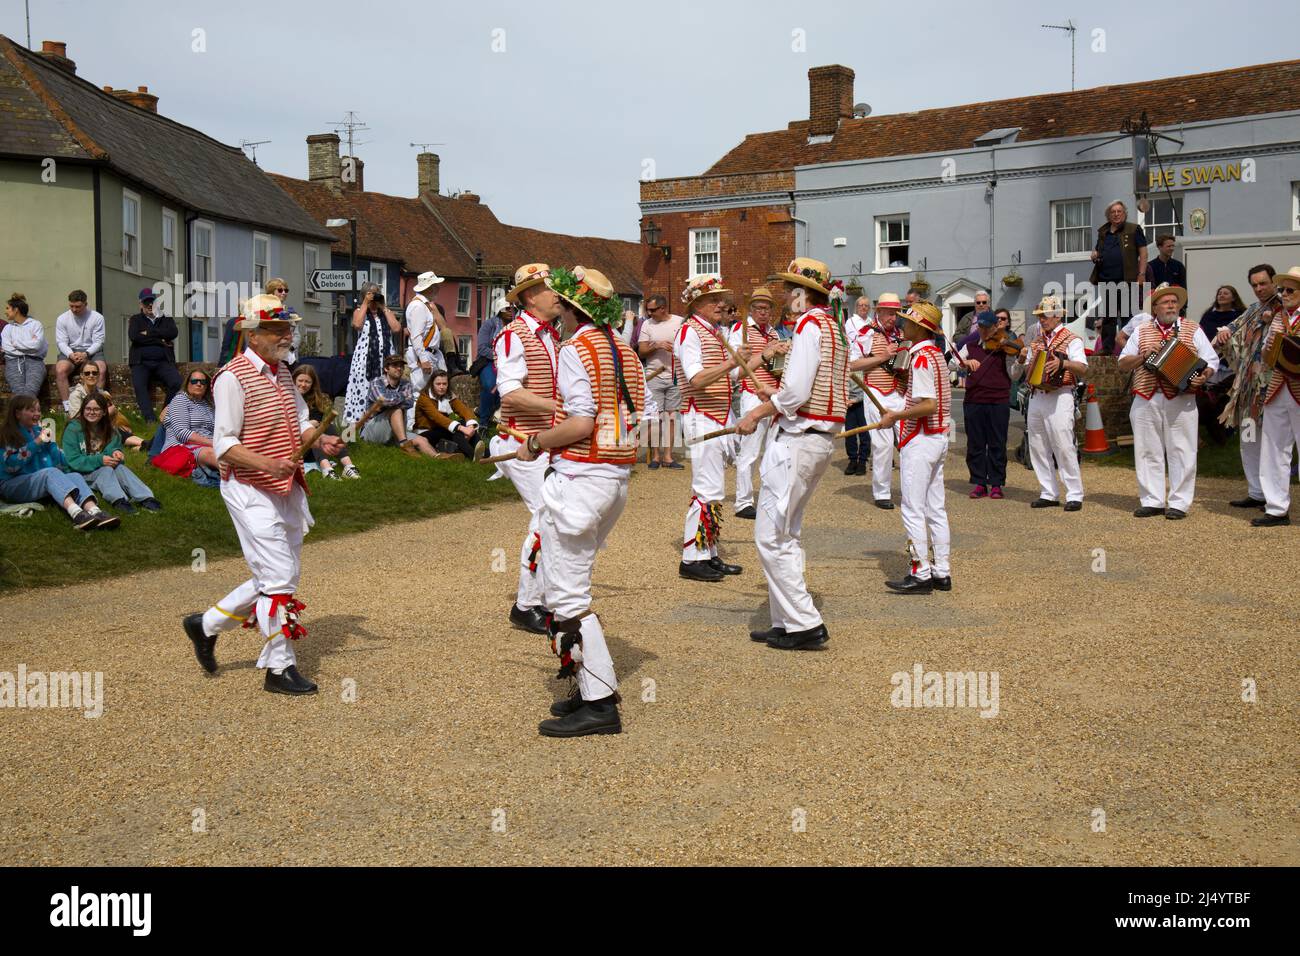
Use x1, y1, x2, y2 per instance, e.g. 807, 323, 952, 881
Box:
92, 167, 103, 319
788, 192, 809, 257
987, 149, 998, 294
184, 212, 198, 361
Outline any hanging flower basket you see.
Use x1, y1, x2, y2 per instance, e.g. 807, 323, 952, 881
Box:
845, 279, 864, 296
1001, 270, 1023, 288
909, 273, 930, 294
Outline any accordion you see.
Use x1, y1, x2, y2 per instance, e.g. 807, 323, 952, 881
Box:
1144, 336, 1206, 392
1027, 349, 1067, 390
1263, 332, 1300, 376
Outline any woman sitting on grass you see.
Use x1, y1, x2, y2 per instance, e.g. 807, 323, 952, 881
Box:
294, 364, 359, 479
0, 395, 119, 530
62, 393, 161, 514
66, 363, 145, 450
155, 368, 219, 475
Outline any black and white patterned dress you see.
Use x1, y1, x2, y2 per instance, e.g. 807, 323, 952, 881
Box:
344, 312, 396, 423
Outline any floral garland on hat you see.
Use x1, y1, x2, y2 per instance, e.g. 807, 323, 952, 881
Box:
682, 275, 725, 306
548, 266, 621, 328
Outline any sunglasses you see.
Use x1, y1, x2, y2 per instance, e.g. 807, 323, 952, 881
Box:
189, 377, 209, 385
81, 371, 100, 377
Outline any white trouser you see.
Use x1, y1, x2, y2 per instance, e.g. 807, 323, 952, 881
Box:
863, 388, 905, 502
541, 470, 628, 701
899, 432, 950, 580
755, 429, 834, 631
1260, 388, 1300, 517
1027, 389, 1084, 503
491, 434, 549, 609
1131, 393, 1198, 511
1239, 414, 1264, 501
733, 390, 771, 511
202, 480, 313, 671
405, 365, 433, 430
682, 410, 737, 561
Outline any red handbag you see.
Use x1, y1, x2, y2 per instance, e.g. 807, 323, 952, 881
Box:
150, 444, 197, 478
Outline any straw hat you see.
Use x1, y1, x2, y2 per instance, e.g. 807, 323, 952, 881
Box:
1143, 283, 1188, 312
506, 263, 552, 304
876, 292, 903, 310
547, 266, 621, 327
681, 274, 731, 311
1032, 295, 1068, 317
748, 285, 775, 305
236, 293, 301, 330
1271, 266, 1300, 290
899, 300, 942, 334
776, 257, 833, 295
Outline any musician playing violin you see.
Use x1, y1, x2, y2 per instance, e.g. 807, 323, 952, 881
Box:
951, 309, 1023, 501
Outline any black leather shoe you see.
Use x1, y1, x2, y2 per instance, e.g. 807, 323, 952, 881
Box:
679, 560, 724, 582
767, 624, 829, 650
183, 612, 217, 674
1133, 506, 1164, 518
264, 665, 317, 695
139, 497, 163, 512
750, 626, 786, 643
1251, 513, 1291, 527
1164, 509, 1187, 520
708, 556, 743, 575
1031, 498, 1060, 509
874, 499, 894, 510
931, 575, 952, 591
112, 499, 137, 515
1229, 496, 1266, 509
509, 604, 549, 634
1063, 501, 1083, 512
549, 691, 585, 717
885, 574, 934, 594
538, 699, 621, 737
843, 461, 856, 475
734, 505, 757, 519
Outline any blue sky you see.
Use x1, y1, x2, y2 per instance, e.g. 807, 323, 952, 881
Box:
5, 0, 1296, 240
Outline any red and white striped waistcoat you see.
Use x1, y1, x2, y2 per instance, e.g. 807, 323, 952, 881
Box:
898, 342, 950, 448
793, 308, 848, 423
675, 315, 731, 424
739, 321, 781, 395
863, 321, 903, 394
1131, 319, 1195, 400
1027, 324, 1080, 394
553, 327, 647, 466
495, 314, 556, 435
217, 352, 305, 496
1264, 309, 1300, 405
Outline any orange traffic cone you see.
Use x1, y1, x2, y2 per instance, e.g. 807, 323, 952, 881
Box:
1081, 384, 1114, 455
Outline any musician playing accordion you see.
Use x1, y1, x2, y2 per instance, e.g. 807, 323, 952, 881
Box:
1118, 283, 1218, 520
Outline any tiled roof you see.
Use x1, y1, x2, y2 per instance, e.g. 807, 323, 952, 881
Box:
706, 59, 1300, 176
0, 35, 334, 241
268, 174, 643, 296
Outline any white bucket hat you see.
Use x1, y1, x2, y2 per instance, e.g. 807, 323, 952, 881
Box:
414, 271, 445, 293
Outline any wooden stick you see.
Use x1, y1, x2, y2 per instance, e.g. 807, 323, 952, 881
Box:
294, 408, 337, 461
850, 370, 888, 415
646, 365, 667, 381
716, 327, 765, 395
479, 450, 521, 464
835, 421, 886, 440
687, 425, 738, 446
353, 398, 386, 434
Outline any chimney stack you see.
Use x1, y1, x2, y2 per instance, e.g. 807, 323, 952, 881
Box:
110, 85, 158, 113
458, 192, 480, 204
417, 152, 441, 196
307, 133, 342, 195
38, 40, 77, 76
808, 65, 855, 139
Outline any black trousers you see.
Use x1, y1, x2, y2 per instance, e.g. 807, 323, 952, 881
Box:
964, 402, 1010, 487
844, 400, 869, 462
131, 361, 182, 421
422, 425, 476, 457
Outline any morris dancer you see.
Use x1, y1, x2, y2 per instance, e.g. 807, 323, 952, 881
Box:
847, 292, 907, 508
737, 258, 847, 650
878, 301, 952, 595
515, 267, 651, 737
182, 294, 344, 694
1252, 266, 1300, 527
674, 274, 745, 582
1118, 283, 1217, 519
728, 286, 786, 519
493, 263, 561, 633
1017, 296, 1088, 511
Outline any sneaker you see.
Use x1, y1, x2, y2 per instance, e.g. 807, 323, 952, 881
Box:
321, 466, 340, 480
342, 465, 360, 479
139, 497, 163, 512
88, 509, 121, 529
112, 499, 137, 515
989, 486, 1004, 499
969, 485, 987, 499
666, 461, 685, 470
648, 459, 661, 470
71, 509, 97, 531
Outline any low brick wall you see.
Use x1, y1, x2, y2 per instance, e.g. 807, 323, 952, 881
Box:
1080, 355, 1133, 443
0, 362, 217, 413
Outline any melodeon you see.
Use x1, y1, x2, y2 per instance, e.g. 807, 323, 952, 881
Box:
1263, 332, 1300, 376
1027, 349, 1067, 390
764, 351, 787, 378
1144, 336, 1206, 392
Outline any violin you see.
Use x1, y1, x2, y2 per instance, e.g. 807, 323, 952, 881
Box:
980, 329, 1025, 356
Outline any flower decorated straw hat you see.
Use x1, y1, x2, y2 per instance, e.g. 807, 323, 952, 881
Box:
1144, 282, 1188, 312
1032, 295, 1068, 317
681, 274, 731, 311
237, 293, 301, 330
506, 263, 552, 304
776, 257, 833, 294
899, 300, 942, 334
546, 266, 622, 327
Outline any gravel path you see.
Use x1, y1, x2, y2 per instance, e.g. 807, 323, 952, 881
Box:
1, 445, 1295, 866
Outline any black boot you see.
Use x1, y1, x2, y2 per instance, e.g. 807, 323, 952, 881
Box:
509, 604, 549, 634
549, 689, 585, 717
885, 574, 934, 594
767, 624, 829, 650
679, 560, 723, 582
1251, 513, 1291, 527
538, 696, 621, 737
183, 613, 217, 673
1229, 496, 1266, 509
708, 556, 743, 575
930, 575, 953, 591
750, 625, 785, 643
264, 665, 318, 695
734, 505, 757, 519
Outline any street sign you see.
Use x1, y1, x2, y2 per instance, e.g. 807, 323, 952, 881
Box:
309, 269, 369, 293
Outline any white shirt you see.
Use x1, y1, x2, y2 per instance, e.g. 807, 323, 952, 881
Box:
1119, 317, 1219, 386
725, 316, 775, 353
426, 389, 478, 430
213, 348, 311, 460
676, 314, 738, 385
1023, 324, 1089, 368
770, 311, 837, 434
1120, 311, 1151, 338
404, 294, 444, 371
552, 325, 657, 480
494, 310, 557, 398
1, 317, 48, 359
845, 313, 871, 339
55, 309, 106, 358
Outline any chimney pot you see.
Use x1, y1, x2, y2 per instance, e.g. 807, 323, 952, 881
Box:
807, 65, 855, 139
41, 40, 66, 57
459, 192, 480, 203
37, 39, 77, 75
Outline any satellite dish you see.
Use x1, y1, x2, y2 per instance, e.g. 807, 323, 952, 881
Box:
853, 102, 872, 118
